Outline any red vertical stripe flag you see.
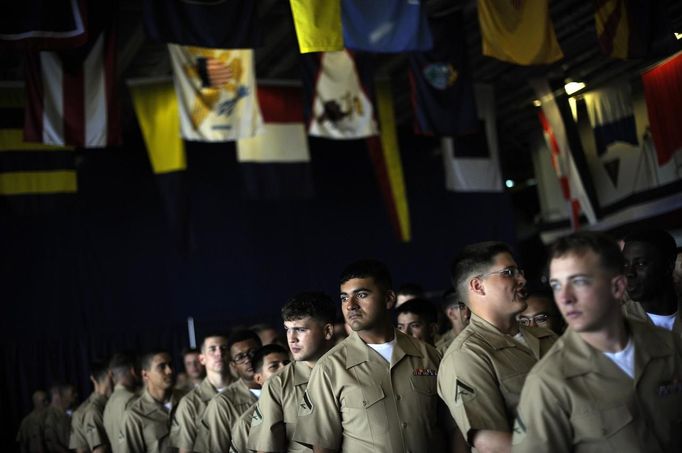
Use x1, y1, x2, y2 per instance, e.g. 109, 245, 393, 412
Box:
24, 28, 120, 148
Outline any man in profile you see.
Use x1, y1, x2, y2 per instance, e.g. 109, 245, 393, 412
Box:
16, 389, 49, 453
435, 287, 470, 354
103, 352, 139, 453
513, 231, 682, 452
69, 359, 113, 453
44, 383, 77, 453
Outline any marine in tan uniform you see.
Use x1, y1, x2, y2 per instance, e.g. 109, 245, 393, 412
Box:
437, 242, 557, 453
621, 229, 682, 336
118, 351, 182, 453
170, 334, 232, 453
199, 330, 262, 452
435, 287, 471, 355
228, 345, 290, 453
293, 259, 445, 453
16, 390, 49, 453
513, 231, 682, 453
396, 297, 440, 346
44, 383, 77, 453
68, 359, 113, 453
248, 292, 336, 453
103, 352, 139, 453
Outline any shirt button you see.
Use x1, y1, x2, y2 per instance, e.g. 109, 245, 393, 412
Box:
401, 422, 407, 429
396, 394, 402, 401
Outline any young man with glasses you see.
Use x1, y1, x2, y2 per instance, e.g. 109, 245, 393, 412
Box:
438, 241, 557, 453
198, 330, 262, 453
516, 288, 565, 335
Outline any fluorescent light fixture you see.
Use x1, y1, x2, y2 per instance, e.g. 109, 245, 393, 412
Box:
675, 32, 682, 40
532, 99, 542, 107
505, 179, 515, 189
564, 81, 586, 96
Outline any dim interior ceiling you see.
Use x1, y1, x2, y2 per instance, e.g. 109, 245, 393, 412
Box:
4, 0, 682, 183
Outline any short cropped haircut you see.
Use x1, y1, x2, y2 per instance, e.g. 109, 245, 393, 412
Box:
200, 333, 229, 353
397, 283, 424, 298
227, 330, 262, 355
252, 344, 289, 373
395, 298, 438, 324
548, 231, 624, 274
109, 352, 136, 378
90, 359, 110, 382
340, 259, 393, 290
281, 291, 336, 324
140, 350, 170, 371
623, 229, 677, 267
450, 242, 512, 304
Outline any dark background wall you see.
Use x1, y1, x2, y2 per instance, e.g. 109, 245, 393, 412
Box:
0, 124, 517, 448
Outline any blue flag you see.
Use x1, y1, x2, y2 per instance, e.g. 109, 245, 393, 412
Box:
408, 11, 477, 136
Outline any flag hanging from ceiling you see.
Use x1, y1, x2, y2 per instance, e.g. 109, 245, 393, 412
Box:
532, 78, 598, 229
367, 79, 410, 242
477, 0, 563, 65
341, 0, 432, 53
23, 26, 120, 148
583, 84, 638, 156
0, 0, 87, 50
237, 85, 314, 199
169, 45, 263, 142
301, 50, 378, 139
129, 80, 193, 255
289, 0, 343, 53
641, 52, 682, 168
0, 86, 77, 214
442, 84, 502, 192
408, 10, 478, 136
143, 0, 260, 48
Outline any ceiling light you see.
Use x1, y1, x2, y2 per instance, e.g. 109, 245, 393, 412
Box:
564, 81, 586, 96
532, 99, 542, 107
675, 32, 682, 40
505, 179, 515, 189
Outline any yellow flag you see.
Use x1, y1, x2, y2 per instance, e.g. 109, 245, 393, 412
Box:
129, 81, 186, 174
594, 0, 630, 59
478, 0, 563, 65
289, 0, 344, 53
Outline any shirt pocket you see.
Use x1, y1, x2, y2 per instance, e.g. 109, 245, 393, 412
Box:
571, 404, 633, 443
342, 384, 388, 435
410, 376, 438, 423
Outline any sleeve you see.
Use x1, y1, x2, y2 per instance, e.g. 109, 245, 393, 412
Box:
201, 397, 233, 453
511, 373, 571, 453
437, 348, 510, 444
291, 364, 342, 451
247, 376, 286, 452
83, 407, 108, 450
229, 408, 253, 453
44, 412, 67, 450
68, 411, 85, 450
169, 396, 198, 450
118, 411, 146, 453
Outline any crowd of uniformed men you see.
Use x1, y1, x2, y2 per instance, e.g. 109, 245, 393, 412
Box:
15, 229, 682, 453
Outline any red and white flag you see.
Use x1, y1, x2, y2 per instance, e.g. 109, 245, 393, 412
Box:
24, 29, 120, 148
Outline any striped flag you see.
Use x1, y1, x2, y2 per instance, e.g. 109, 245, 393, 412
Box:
301, 50, 378, 139
168, 45, 263, 142
583, 85, 638, 156
23, 28, 120, 148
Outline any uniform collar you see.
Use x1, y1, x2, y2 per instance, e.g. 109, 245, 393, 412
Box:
344, 329, 421, 369
197, 377, 219, 401
561, 317, 674, 379
467, 313, 553, 358
139, 388, 180, 416
292, 361, 311, 386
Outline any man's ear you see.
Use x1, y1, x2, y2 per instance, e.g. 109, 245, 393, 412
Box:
141, 369, 149, 383
323, 323, 334, 341
612, 274, 627, 300
198, 353, 207, 366
469, 277, 485, 296
254, 372, 264, 386
385, 290, 397, 310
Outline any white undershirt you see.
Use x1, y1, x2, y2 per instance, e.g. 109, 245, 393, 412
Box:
216, 387, 225, 393
249, 388, 261, 399
647, 311, 678, 332
513, 332, 528, 348
163, 401, 173, 412
603, 338, 635, 379
368, 338, 396, 363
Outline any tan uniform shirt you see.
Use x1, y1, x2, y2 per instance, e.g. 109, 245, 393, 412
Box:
435, 329, 457, 355
118, 389, 182, 453
104, 385, 137, 453
230, 403, 256, 453
512, 319, 682, 453
622, 297, 682, 337
247, 361, 311, 453
170, 377, 220, 452
200, 379, 258, 453
16, 409, 47, 453
293, 329, 445, 453
44, 405, 71, 452
437, 313, 557, 446
69, 392, 109, 451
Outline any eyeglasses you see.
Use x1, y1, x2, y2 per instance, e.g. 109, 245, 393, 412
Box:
476, 266, 524, 280
517, 313, 550, 327
231, 349, 257, 364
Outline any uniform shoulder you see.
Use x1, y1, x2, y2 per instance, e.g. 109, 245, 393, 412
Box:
313, 337, 351, 369
526, 335, 566, 377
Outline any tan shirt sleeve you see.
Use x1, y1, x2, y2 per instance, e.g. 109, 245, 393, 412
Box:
68, 412, 88, 450
247, 377, 286, 452
118, 412, 146, 453
291, 364, 341, 451
438, 348, 510, 443
83, 407, 108, 450
170, 396, 198, 450
512, 373, 571, 453
44, 411, 69, 450
201, 397, 233, 453
230, 407, 254, 453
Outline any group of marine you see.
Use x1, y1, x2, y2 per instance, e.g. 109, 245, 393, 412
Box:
16, 228, 682, 453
